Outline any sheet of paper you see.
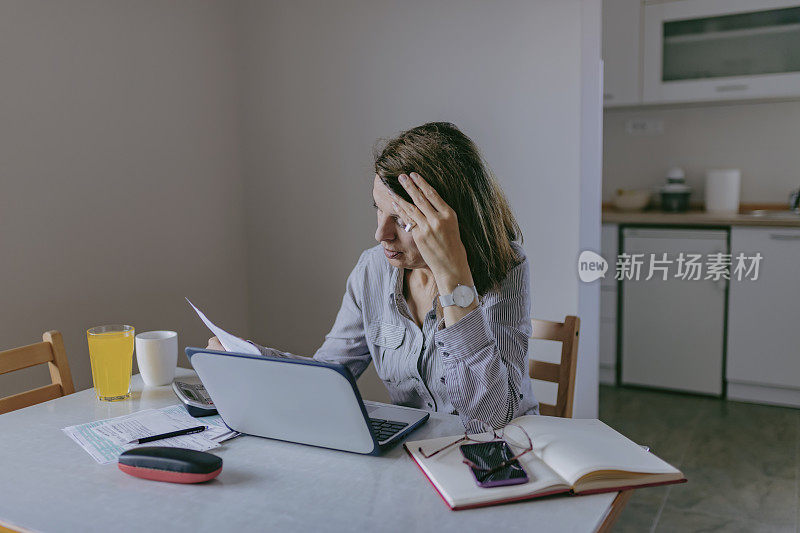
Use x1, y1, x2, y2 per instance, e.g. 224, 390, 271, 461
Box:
185, 297, 260, 355
63, 411, 153, 465
62, 405, 231, 465
158, 405, 241, 443
90, 406, 228, 445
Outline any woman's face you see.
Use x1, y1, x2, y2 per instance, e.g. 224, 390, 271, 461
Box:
372, 175, 426, 270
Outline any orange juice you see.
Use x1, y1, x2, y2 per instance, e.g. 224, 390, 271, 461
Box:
87, 325, 134, 401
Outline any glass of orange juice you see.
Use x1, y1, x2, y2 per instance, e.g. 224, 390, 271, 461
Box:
87, 325, 135, 401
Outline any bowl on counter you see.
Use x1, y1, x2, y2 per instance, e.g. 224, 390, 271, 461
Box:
612, 189, 651, 211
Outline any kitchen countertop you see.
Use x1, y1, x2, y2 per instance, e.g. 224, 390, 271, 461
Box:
602, 206, 800, 227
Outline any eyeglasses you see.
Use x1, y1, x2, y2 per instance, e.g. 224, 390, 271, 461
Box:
418, 419, 534, 480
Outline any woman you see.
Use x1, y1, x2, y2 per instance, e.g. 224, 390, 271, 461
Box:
210, 122, 538, 428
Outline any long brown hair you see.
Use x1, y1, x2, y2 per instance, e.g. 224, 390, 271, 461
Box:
374, 122, 522, 295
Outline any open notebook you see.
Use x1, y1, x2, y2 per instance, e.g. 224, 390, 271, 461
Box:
404, 415, 686, 510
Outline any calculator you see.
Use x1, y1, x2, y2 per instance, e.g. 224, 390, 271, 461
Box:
172, 380, 218, 417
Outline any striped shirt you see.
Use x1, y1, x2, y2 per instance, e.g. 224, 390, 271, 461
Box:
253, 242, 539, 429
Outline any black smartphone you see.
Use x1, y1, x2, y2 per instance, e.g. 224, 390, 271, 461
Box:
460, 441, 529, 488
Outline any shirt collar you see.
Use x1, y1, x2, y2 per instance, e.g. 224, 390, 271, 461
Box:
389, 265, 403, 301
390, 265, 440, 319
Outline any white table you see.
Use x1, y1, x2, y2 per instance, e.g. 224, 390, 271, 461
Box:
0, 369, 624, 533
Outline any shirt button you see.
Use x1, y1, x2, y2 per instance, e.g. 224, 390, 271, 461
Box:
436, 341, 444, 347
427, 402, 433, 408
440, 377, 445, 383
442, 352, 449, 357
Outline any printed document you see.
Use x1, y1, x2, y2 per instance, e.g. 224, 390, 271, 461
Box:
185, 297, 260, 355
63, 405, 236, 464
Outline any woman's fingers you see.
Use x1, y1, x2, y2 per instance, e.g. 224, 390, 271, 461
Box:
392, 196, 425, 233
409, 172, 451, 214
398, 174, 437, 218
389, 186, 418, 219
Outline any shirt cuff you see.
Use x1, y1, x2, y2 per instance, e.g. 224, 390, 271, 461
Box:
433, 306, 494, 363
246, 340, 268, 356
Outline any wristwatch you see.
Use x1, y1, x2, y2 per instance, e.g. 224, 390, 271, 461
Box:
439, 284, 479, 308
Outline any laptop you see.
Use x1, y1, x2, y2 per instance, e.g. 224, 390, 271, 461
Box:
186, 348, 429, 455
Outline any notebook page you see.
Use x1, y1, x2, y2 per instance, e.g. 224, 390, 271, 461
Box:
512, 416, 681, 487
405, 434, 570, 509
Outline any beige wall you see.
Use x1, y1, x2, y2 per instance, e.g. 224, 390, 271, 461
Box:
604, 100, 800, 204
1, 0, 601, 418
237, 0, 599, 414
0, 1, 249, 396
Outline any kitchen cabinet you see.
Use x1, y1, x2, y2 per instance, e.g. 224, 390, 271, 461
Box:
620, 228, 728, 396
602, 0, 642, 107
643, 0, 800, 104
727, 227, 800, 407
600, 224, 618, 384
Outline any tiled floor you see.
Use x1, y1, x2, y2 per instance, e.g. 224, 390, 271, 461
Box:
598, 385, 800, 532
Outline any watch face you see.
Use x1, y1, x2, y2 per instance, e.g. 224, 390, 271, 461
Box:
452, 285, 475, 307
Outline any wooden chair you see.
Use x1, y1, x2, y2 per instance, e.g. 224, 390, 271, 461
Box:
0, 331, 75, 415
528, 315, 580, 418
528, 315, 633, 532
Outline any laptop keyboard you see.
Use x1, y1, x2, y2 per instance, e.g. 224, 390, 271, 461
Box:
369, 418, 409, 443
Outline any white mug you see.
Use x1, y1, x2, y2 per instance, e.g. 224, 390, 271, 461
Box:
135, 331, 178, 387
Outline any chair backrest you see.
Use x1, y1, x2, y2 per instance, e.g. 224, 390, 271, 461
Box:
0, 331, 75, 415
528, 316, 580, 418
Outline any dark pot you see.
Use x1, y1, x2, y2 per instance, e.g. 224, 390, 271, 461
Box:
660, 191, 691, 212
